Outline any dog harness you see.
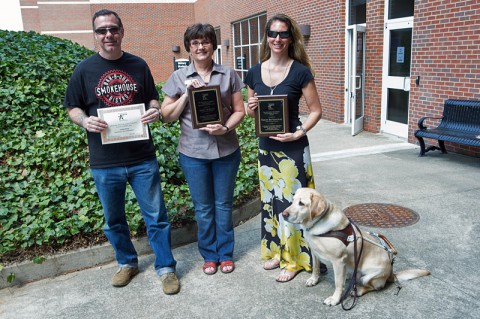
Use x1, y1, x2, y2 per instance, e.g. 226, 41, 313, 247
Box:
313, 220, 401, 310
314, 223, 355, 246
314, 223, 397, 256
365, 231, 398, 256
310, 219, 364, 310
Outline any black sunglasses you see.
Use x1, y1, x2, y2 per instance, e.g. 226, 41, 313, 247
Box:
267, 30, 290, 39
94, 26, 121, 35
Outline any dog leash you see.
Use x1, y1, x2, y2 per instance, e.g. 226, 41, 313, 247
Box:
340, 218, 364, 311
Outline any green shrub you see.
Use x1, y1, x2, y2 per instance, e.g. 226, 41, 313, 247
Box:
0, 30, 258, 261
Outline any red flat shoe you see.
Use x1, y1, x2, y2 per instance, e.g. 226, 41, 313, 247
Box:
203, 262, 217, 275
220, 260, 235, 274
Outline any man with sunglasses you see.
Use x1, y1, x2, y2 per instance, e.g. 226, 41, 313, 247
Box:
64, 9, 180, 295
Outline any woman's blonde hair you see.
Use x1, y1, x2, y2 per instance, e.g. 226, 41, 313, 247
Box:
260, 14, 314, 76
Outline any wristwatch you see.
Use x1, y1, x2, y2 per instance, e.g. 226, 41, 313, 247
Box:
151, 106, 163, 122
296, 125, 307, 136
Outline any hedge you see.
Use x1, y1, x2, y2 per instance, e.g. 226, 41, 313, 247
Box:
0, 30, 258, 261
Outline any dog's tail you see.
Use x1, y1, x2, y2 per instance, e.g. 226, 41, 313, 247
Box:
391, 269, 430, 282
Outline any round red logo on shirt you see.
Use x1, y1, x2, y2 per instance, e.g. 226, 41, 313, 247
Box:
95, 69, 138, 107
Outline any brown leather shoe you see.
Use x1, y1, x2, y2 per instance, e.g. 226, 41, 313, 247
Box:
160, 272, 180, 295
111, 267, 139, 287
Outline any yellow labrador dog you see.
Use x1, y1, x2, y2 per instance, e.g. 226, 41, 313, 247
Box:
282, 188, 430, 306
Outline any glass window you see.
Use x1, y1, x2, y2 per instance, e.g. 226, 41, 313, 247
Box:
241, 20, 249, 45
215, 28, 221, 45
232, 13, 266, 80
250, 44, 260, 67
387, 88, 409, 124
234, 48, 242, 67
233, 23, 241, 46
259, 15, 266, 36
349, 0, 366, 25
389, 0, 414, 20
214, 28, 221, 64
389, 28, 412, 77
250, 18, 259, 44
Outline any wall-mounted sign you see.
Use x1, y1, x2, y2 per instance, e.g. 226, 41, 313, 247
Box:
236, 56, 246, 69
396, 47, 405, 63
174, 58, 190, 70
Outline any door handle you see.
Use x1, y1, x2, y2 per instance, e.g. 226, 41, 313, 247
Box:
403, 77, 411, 91
355, 75, 362, 89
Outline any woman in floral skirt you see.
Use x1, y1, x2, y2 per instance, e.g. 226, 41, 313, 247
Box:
244, 14, 323, 282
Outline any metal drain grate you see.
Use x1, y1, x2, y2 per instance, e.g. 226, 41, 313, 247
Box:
343, 203, 419, 228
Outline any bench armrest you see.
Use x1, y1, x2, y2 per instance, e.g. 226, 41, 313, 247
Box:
418, 116, 443, 130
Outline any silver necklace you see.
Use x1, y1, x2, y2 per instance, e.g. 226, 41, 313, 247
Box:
268, 60, 292, 95
197, 65, 213, 82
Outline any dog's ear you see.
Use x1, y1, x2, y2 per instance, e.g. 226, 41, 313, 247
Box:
309, 191, 322, 219
309, 191, 329, 220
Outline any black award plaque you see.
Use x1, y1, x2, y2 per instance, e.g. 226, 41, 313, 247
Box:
189, 85, 223, 128
255, 95, 289, 137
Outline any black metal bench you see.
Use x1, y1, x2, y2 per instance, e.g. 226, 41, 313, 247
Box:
414, 99, 480, 156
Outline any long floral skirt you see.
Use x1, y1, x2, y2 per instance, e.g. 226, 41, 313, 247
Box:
259, 145, 315, 272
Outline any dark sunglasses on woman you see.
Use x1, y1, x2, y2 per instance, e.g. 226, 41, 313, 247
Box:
267, 30, 290, 39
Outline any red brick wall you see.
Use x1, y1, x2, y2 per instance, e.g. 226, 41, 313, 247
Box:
300, 1, 345, 122
194, 0, 346, 122
21, 8, 40, 32
410, 0, 480, 156
19, 0, 347, 123
17, 1, 480, 156
90, 4, 194, 83
20, 0, 39, 31
364, 0, 384, 133
21, 1, 94, 48
38, 4, 91, 31
20, 0, 38, 6
20, 2, 195, 82
194, 0, 262, 71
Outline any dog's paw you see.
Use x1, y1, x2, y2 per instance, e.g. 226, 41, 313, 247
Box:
323, 296, 340, 306
305, 276, 319, 287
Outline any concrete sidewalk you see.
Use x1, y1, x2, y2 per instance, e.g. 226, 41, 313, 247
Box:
1, 120, 479, 319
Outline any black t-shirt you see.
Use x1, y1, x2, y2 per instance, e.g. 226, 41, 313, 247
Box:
64, 52, 159, 168
244, 60, 313, 151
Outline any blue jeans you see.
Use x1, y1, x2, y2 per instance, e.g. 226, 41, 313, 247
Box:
179, 148, 241, 263
91, 158, 176, 276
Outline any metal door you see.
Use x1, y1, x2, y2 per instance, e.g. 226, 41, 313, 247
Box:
381, 20, 413, 138
347, 25, 366, 136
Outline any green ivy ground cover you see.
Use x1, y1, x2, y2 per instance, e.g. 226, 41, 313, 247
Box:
0, 30, 258, 264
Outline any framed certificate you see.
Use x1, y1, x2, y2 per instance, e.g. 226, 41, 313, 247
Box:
97, 103, 149, 144
188, 85, 223, 128
255, 95, 289, 137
